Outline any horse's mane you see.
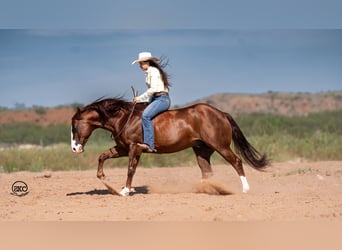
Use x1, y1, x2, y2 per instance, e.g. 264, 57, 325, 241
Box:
74, 97, 134, 124
87, 97, 132, 112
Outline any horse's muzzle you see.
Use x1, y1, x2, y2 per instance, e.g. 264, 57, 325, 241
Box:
72, 144, 84, 153
71, 140, 84, 153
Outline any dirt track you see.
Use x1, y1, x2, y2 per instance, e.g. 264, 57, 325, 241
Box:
1, 161, 341, 221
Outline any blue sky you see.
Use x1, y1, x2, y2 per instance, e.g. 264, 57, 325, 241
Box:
0, 1, 342, 108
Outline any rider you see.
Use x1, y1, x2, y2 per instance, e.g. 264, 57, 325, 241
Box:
132, 52, 171, 152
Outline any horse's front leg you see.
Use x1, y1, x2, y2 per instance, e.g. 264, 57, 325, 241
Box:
119, 143, 142, 196
97, 146, 128, 179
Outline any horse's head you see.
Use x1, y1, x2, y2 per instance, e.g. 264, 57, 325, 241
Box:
71, 108, 99, 153
70, 97, 134, 153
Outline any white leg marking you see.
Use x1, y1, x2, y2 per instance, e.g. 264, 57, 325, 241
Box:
119, 187, 130, 197
240, 176, 250, 193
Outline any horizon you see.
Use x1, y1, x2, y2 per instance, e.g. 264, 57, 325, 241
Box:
1, 90, 341, 110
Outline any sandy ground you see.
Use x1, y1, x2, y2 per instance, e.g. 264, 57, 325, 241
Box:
0, 161, 341, 221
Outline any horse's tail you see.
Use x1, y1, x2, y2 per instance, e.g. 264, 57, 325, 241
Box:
226, 113, 270, 170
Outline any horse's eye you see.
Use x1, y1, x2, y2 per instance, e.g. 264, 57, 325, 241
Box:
72, 126, 77, 133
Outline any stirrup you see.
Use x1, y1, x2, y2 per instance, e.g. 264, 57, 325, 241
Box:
137, 143, 157, 153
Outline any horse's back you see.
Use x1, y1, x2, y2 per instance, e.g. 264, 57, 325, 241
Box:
157, 103, 225, 121
154, 103, 230, 143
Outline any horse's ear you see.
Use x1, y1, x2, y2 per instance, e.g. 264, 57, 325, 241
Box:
72, 107, 82, 120
73, 107, 81, 113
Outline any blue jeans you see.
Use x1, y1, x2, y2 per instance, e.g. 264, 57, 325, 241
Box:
142, 94, 171, 149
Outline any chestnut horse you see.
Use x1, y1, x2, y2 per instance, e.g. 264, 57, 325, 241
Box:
71, 97, 269, 196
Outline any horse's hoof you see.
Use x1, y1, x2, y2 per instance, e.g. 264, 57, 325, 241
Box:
119, 187, 130, 196
97, 174, 106, 180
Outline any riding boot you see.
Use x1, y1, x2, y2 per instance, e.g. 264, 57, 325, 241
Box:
137, 143, 157, 153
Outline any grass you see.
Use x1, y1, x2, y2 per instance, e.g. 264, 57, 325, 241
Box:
1, 131, 341, 173
0, 143, 201, 173
247, 132, 342, 162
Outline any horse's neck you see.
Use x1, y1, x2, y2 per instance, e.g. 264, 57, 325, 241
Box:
101, 103, 143, 132
103, 110, 131, 135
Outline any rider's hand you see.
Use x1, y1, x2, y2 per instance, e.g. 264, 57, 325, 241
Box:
133, 97, 139, 103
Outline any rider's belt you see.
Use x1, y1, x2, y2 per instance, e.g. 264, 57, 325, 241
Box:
153, 91, 168, 97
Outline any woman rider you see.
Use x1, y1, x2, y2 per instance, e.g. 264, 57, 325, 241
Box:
132, 52, 171, 152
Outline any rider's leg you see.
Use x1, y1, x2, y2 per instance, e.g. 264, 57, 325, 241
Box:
141, 94, 170, 150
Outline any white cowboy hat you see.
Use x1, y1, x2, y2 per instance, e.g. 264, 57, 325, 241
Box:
131, 52, 159, 65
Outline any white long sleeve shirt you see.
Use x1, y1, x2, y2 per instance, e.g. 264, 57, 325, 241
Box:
136, 66, 168, 102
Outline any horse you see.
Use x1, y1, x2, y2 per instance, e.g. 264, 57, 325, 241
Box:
71, 97, 269, 196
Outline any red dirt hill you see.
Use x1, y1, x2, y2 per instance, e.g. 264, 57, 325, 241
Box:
1, 91, 341, 126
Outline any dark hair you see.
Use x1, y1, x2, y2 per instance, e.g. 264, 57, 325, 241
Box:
147, 56, 172, 89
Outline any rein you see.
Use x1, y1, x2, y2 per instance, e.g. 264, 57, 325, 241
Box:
112, 103, 136, 139
112, 86, 138, 139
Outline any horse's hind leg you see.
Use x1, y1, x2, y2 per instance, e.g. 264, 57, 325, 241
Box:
218, 147, 250, 193
192, 142, 214, 179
